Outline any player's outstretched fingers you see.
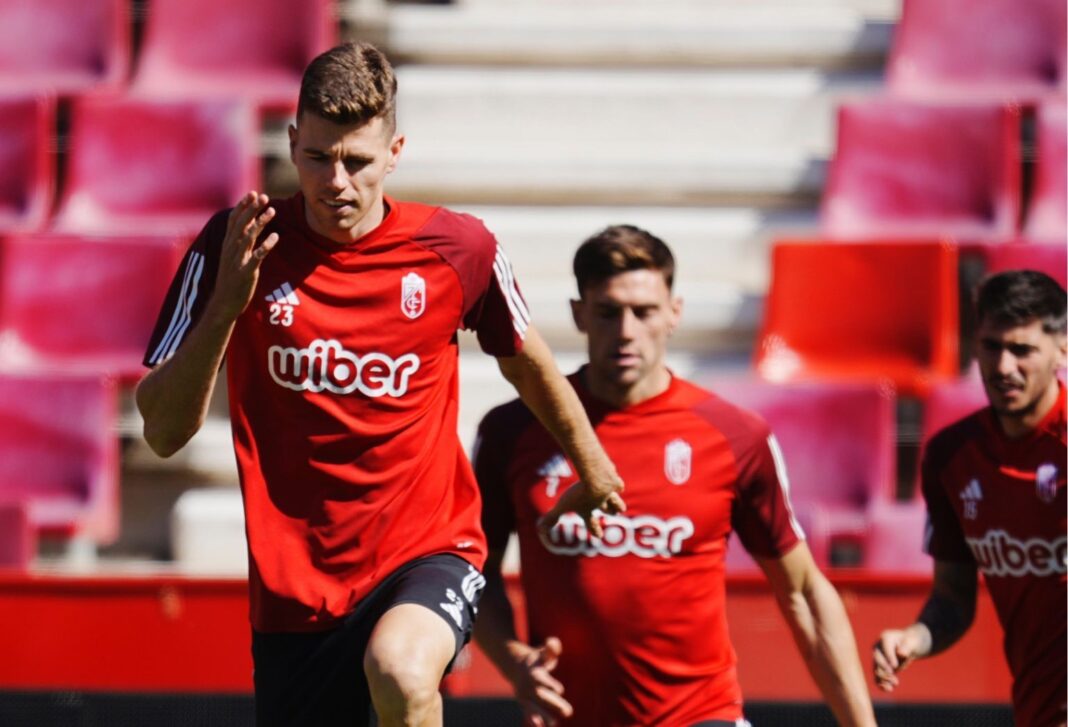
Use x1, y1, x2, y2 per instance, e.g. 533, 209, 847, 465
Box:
603, 491, 627, 515
251, 232, 280, 264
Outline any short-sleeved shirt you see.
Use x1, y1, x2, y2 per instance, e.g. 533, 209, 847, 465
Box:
922, 384, 1067, 727
144, 193, 529, 633
475, 371, 803, 726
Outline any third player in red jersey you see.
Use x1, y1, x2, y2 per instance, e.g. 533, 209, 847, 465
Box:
474, 225, 876, 727
875, 270, 1067, 727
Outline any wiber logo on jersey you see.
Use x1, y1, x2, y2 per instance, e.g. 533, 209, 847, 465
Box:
1035, 463, 1059, 504
664, 438, 692, 485
537, 453, 573, 497
268, 339, 419, 397
540, 511, 695, 559
965, 529, 1067, 578
401, 272, 426, 320
960, 478, 982, 520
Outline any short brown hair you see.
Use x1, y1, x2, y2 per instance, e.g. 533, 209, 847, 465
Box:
573, 225, 676, 296
297, 42, 397, 132
976, 269, 1066, 334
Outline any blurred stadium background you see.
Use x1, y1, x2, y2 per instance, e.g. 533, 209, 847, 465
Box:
0, 0, 1063, 723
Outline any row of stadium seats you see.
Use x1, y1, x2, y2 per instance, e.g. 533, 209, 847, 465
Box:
1, 93, 1063, 242
0, 0, 336, 109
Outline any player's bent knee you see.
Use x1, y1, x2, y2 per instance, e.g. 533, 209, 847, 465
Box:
364, 604, 455, 723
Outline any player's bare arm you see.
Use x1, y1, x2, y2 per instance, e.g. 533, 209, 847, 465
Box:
473, 549, 573, 726
759, 543, 877, 727
496, 325, 625, 539
873, 559, 977, 692
136, 192, 279, 457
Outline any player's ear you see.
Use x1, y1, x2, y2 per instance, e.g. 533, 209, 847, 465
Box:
1056, 333, 1067, 370
386, 134, 405, 174
570, 298, 587, 333
667, 296, 683, 337
288, 124, 298, 163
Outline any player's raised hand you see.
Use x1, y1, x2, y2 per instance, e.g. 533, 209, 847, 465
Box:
506, 637, 572, 727
211, 191, 280, 321
872, 626, 926, 692
538, 474, 626, 540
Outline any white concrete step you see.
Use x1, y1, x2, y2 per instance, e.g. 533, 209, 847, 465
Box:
348, 3, 896, 67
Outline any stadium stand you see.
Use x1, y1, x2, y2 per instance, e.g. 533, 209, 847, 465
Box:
886, 0, 1067, 103
0, 95, 55, 233
918, 366, 987, 448
131, 0, 338, 112
51, 96, 259, 234
0, 234, 186, 379
754, 240, 959, 397
0, 0, 130, 95
1023, 99, 1068, 245
862, 496, 929, 572
819, 99, 1022, 241
0, 502, 32, 569
0, 372, 119, 552
712, 378, 897, 569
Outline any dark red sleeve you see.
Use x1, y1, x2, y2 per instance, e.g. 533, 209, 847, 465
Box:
473, 400, 533, 553
920, 425, 976, 563
412, 208, 529, 357
696, 396, 803, 559
142, 210, 227, 367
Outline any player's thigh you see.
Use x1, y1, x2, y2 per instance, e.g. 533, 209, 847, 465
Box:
364, 602, 457, 691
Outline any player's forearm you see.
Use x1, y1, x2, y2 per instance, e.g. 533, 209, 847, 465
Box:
472, 566, 526, 686
499, 327, 616, 493
913, 591, 973, 657
785, 576, 877, 727
136, 300, 237, 457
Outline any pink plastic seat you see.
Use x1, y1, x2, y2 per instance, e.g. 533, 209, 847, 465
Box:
920, 368, 988, 447
0, 0, 130, 95
0, 234, 187, 379
887, 0, 1066, 103
131, 0, 337, 112
820, 100, 1022, 241
1023, 100, 1067, 244
710, 378, 897, 569
755, 240, 960, 398
51, 97, 258, 234
979, 242, 1068, 288
0, 373, 118, 544
0, 95, 54, 233
0, 502, 33, 569
863, 498, 931, 573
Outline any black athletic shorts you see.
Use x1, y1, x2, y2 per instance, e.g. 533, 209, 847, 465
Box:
251, 553, 485, 727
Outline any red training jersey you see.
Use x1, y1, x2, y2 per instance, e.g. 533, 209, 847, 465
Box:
922, 384, 1067, 727
144, 193, 529, 632
475, 372, 803, 727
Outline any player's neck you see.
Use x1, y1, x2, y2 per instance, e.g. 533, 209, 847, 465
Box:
585, 366, 672, 410
305, 196, 387, 245
996, 380, 1061, 439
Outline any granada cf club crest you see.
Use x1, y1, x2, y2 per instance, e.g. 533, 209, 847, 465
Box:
664, 438, 692, 485
1035, 462, 1059, 504
401, 272, 426, 320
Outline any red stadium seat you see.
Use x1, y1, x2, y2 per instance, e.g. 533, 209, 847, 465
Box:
755, 240, 960, 397
887, 0, 1066, 103
0, 502, 33, 569
0, 95, 55, 233
0, 234, 187, 379
131, 0, 338, 112
863, 497, 930, 573
979, 242, 1068, 288
0, 373, 118, 544
0, 0, 130, 95
711, 377, 897, 569
820, 100, 1022, 241
920, 367, 988, 447
51, 97, 258, 234
1023, 100, 1067, 245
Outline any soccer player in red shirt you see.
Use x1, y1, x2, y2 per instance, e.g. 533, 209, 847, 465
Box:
473, 225, 876, 726
874, 270, 1067, 727
135, 42, 623, 727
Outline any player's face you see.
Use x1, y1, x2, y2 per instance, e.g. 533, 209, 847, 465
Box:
289, 113, 404, 244
572, 269, 681, 398
976, 317, 1066, 430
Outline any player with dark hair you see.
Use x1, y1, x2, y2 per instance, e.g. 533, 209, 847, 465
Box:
135, 41, 623, 727
874, 270, 1067, 727
473, 225, 876, 726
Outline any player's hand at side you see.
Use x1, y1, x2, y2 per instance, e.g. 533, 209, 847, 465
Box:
538, 473, 625, 540
872, 626, 926, 692
210, 191, 280, 321
505, 637, 573, 727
